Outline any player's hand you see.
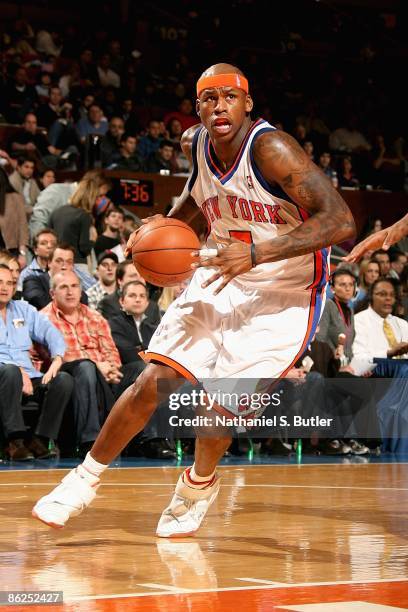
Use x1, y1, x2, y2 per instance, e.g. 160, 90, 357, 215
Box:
192, 235, 253, 294
124, 214, 164, 258
344, 216, 408, 262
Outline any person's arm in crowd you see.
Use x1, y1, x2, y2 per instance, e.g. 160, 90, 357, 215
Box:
0, 149, 17, 171
26, 304, 66, 383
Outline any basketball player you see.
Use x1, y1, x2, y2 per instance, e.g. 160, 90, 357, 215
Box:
32, 63, 355, 537
345, 212, 408, 262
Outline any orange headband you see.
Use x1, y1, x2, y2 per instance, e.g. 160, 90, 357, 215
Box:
196, 73, 249, 97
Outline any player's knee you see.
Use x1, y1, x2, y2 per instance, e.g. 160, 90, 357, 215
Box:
129, 363, 177, 414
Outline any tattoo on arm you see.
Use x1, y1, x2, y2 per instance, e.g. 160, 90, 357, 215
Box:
254, 131, 356, 263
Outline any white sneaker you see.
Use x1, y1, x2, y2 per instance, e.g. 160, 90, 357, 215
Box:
32, 464, 100, 529
156, 469, 220, 538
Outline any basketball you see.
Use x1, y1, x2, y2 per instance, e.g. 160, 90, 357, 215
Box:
131, 218, 201, 287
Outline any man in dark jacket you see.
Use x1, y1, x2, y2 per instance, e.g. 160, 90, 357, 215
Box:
107, 279, 174, 459
108, 280, 157, 363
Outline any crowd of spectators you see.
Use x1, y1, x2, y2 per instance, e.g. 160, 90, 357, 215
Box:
0, 1, 407, 188
0, 1, 407, 461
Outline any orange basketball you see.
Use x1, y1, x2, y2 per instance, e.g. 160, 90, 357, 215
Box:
131, 218, 200, 287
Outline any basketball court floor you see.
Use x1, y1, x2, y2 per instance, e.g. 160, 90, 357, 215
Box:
1, 455, 408, 611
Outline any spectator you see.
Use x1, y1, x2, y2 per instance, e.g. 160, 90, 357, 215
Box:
293, 122, 308, 147
163, 98, 197, 132
2, 66, 38, 124
318, 151, 337, 183
35, 29, 61, 57
42, 270, 143, 456
303, 140, 315, 161
329, 116, 371, 154
143, 139, 175, 174
338, 155, 360, 188
97, 54, 120, 89
388, 251, 407, 281
108, 280, 157, 363
78, 48, 98, 86
111, 227, 134, 262
0, 265, 72, 461
29, 169, 110, 239
38, 169, 56, 190
0, 168, 29, 268
353, 278, 408, 361
8, 155, 40, 218
94, 207, 124, 256
354, 259, 381, 312
37, 86, 65, 129
19, 228, 58, 289
86, 250, 118, 310
158, 281, 189, 315
76, 104, 108, 144
23, 243, 88, 309
98, 260, 160, 324
35, 72, 52, 102
317, 269, 356, 364
372, 249, 391, 277
108, 133, 143, 171
58, 62, 82, 99
49, 194, 95, 269
371, 134, 403, 191
120, 98, 140, 135
100, 117, 125, 167
8, 112, 73, 170
136, 120, 162, 161
20, 228, 96, 294
0, 250, 22, 299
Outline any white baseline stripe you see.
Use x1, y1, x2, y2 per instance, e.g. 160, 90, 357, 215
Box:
236, 577, 287, 585
67, 577, 408, 602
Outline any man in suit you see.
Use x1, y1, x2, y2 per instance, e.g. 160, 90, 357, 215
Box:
23, 243, 88, 309
98, 259, 160, 324
108, 280, 157, 363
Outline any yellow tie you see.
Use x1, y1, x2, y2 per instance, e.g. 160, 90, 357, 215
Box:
383, 319, 398, 349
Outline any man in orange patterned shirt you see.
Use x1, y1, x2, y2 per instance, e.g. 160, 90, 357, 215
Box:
41, 270, 144, 455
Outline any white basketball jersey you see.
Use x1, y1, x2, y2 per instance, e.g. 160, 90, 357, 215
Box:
188, 119, 330, 291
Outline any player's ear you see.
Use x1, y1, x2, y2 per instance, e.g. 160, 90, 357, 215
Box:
245, 94, 254, 113
196, 100, 200, 116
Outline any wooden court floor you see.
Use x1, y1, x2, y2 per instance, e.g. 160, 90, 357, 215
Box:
0, 463, 408, 611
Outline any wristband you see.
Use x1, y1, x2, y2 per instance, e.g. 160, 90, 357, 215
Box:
250, 243, 257, 268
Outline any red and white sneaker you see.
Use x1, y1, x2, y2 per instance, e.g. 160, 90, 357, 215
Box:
32, 464, 100, 529
156, 468, 221, 538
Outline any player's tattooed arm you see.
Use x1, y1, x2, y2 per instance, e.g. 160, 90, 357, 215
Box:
167, 124, 202, 223
252, 131, 356, 264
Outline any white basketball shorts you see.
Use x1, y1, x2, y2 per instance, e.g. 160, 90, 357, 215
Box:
142, 267, 326, 386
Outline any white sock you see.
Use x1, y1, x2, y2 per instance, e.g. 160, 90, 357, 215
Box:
188, 464, 215, 488
82, 452, 108, 478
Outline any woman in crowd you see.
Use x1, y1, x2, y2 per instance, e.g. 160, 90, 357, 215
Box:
353, 259, 381, 312
49, 170, 111, 272
338, 155, 360, 188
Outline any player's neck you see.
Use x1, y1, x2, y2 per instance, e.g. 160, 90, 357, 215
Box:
210, 117, 253, 171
